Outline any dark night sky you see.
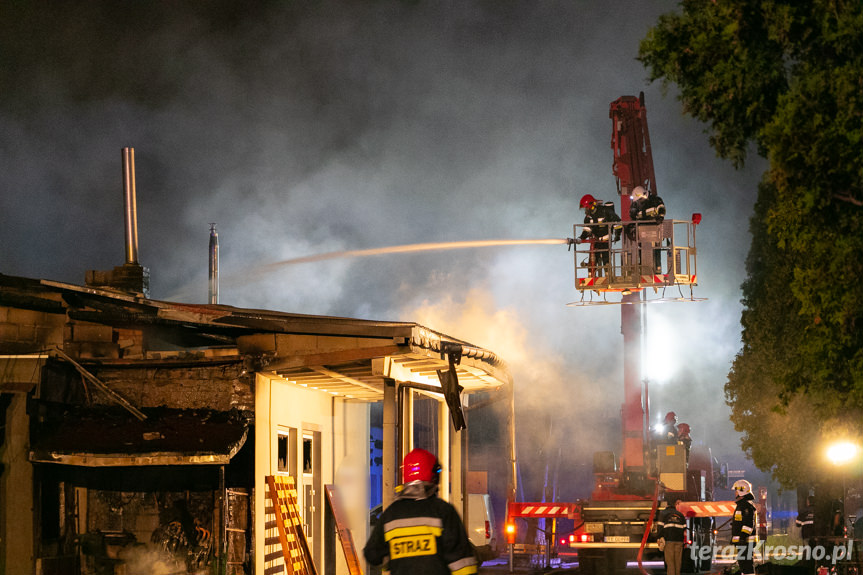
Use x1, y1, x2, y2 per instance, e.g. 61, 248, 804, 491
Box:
0, 1, 771, 498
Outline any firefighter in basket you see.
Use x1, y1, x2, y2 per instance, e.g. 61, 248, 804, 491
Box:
364, 448, 477, 575
627, 186, 667, 274
576, 194, 622, 277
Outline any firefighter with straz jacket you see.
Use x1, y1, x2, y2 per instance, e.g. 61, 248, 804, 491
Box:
364, 448, 477, 575
657, 499, 686, 575
731, 480, 757, 575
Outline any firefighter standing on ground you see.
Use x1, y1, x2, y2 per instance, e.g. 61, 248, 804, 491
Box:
364, 448, 477, 575
797, 496, 816, 567
731, 480, 757, 575
657, 499, 686, 575
796, 497, 815, 544
576, 194, 621, 277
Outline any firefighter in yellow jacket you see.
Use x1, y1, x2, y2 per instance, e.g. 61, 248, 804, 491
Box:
365, 449, 477, 575
731, 480, 757, 575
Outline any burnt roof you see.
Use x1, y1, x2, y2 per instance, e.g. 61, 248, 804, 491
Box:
30, 404, 249, 467
0, 273, 511, 399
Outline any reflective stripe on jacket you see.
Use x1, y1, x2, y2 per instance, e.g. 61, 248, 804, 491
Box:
731, 493, 757, 543
365, 495, 477, 575
659, 507, 687, 542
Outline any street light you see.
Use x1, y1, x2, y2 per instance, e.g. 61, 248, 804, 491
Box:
827, 441, 860, 466
827, 440, 861, 536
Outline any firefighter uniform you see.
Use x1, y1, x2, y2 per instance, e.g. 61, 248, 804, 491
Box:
579, 201, 622, 272
796, 500, 815, 541
629, 194, 666, 223
731, 492, 757, 575
628, 192, 666, 273
364, 494, 477, 575
657, 501, 686, 575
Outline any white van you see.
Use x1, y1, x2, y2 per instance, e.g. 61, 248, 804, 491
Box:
467, 493, 498, 561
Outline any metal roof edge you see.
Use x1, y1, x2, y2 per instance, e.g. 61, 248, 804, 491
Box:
408, 324, 512, 386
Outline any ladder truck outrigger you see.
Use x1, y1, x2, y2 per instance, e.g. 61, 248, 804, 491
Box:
506, 93, 734, 575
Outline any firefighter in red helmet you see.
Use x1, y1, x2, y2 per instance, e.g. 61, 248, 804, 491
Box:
364, 448, 477, 575
576, 194, 621, 277
661, 411, 679, 442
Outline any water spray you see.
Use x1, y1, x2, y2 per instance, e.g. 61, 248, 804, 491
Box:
257, 238, 569, 270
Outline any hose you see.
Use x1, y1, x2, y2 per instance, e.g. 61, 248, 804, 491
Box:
637, 481, 662, 575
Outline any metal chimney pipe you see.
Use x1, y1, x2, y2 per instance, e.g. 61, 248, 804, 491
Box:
122, 147, 139, 264
208, 223, 219, 304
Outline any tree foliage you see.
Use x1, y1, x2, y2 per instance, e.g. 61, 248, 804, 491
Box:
640, 0, 863, 487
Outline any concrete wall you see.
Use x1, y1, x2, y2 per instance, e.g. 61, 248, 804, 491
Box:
0, 394, 34, 575
254, 373, 370, 575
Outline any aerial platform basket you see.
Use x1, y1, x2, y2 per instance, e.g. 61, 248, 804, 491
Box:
572, 217, 701, 301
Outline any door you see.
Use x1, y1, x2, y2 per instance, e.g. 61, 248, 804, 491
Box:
302, 431, 322, 568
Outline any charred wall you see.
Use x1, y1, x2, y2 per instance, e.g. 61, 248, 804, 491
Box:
0, 305, 65, 355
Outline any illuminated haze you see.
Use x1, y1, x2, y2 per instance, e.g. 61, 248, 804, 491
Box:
0, 1, 768, 499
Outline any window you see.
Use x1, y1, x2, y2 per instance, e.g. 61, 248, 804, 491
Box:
303, 436, 313, 475
277, 428, 297, 476
277, 434, 289, 473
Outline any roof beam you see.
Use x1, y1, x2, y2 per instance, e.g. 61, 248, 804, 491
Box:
309, 367, 382, 394
267, 344, 404, 372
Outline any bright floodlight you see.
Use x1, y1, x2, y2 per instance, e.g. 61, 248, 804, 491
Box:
644, 312, 676, 383
827, 441, 860, 465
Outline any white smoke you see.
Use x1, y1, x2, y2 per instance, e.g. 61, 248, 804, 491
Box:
0, 0, 768, 488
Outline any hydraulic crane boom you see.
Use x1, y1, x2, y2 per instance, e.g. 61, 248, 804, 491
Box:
507, 94, 710, 575
571, 92, 699, 296
611, 93, 655, 479
610, 93, 658, 201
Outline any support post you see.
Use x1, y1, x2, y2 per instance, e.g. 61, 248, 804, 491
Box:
399, 386, 413, 461
218, 465, 226, 572
382, 379, 397, 509
438, 398, 451, 502
449, 412, 464, 518
507, 380, 517, 508
621, 291, 644, 472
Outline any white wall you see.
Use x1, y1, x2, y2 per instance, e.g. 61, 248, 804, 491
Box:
254, 373, 370, 575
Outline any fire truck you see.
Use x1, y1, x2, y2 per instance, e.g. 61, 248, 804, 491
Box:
506, 94, 733, 574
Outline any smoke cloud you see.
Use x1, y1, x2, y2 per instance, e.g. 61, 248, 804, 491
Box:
0, 0, 770, 497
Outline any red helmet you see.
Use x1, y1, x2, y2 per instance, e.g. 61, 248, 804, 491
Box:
664, 411, 677, 424
402, 448, 441, 484
579, 194, 597, 210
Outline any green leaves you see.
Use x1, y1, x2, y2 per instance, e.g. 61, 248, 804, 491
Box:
643, 0, 863, 487
640, 0, 788, 167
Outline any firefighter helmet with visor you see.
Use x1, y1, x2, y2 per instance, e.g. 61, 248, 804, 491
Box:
580, 194, 597, 210
732, 479, 752, 497
631, 186, 648, 201
402, 448, 442, 485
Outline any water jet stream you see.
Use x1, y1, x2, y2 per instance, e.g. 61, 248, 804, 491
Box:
168, 238, 569, 301
259, 238, 569, 271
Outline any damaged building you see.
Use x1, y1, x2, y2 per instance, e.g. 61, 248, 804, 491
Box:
0, 149, 514, 575
0, 270, 513, 575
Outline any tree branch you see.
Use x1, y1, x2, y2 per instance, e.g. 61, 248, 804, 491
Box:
833, 193, 863, 206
